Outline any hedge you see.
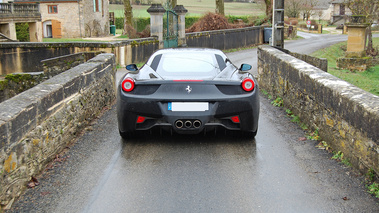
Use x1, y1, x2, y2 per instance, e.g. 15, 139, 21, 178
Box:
115, 15, 259, 31
115, 17, 150, 32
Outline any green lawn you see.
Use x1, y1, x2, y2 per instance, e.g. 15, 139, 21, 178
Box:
109, 1, 264, 18
42, 38, 105, 42
311, 37, 379, 96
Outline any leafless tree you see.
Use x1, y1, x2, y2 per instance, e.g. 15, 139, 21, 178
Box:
285, 0, 302, 18
301, 0, 318, 21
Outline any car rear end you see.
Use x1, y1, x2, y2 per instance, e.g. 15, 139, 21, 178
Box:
117, 79, 259, 136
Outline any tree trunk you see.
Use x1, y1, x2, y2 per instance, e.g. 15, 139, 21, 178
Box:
169, 0, 177, 9
124, 0, 133, 34
366, 25, 377, 56
216, 0, 225, 16
264, 0, 273, 21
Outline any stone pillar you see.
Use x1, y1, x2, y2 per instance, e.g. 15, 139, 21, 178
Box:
126, 45, 132, 65
343, 25, 348, 34
119, 46, 125, 67
29, 22, 43, 42
318, 24, 322, 34
147, 4, 165, 49
7, 22, 17, 41
346, 23, 368, 58
336, 16, 371, 71
174, 5, 188, 47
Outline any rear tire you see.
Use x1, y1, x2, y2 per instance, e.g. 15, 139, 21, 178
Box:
119, 130, 135, 140
241, 128, 257, 139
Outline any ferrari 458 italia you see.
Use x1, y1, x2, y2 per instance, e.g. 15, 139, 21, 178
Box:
117, 48, 259, 138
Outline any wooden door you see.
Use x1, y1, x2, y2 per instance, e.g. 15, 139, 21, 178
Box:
52, 20, 62, 38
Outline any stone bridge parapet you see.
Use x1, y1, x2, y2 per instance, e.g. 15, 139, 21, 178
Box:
258, 45, 379, 174
0, 53, 116, 209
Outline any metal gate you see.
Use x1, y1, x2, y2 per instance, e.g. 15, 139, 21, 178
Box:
163, 10, 178, 48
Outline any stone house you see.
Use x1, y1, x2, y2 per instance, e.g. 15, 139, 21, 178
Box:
294, 0, 352, 25
329, 0, 352, 25
0, 1, 42, 42
14, 0, 109, 38
305, 0, 332, 22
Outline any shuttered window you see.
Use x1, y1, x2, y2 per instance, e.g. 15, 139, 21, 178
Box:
48, 5, 58, 14
94, 0, 101, 12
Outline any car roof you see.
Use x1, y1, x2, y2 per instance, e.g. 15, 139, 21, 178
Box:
146, 48, 227, 66
152, 48, 226, 56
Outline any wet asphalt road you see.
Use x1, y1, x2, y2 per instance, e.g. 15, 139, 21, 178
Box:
8, 33, 379, 212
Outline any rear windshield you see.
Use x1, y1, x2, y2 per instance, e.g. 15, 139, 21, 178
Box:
153, 52, 220, 77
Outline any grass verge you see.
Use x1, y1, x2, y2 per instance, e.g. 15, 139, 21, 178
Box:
310, 37, 379, 96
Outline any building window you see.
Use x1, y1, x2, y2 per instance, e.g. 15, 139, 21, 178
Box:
48, 5, 58, 14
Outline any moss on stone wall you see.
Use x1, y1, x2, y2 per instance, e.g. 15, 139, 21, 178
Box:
0, 73, 45, 103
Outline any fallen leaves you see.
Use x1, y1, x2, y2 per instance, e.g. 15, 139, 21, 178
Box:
41, 191, 51, 196
27, 176, 39, 188
53, 154, 69, 163
186, 12, 246, 33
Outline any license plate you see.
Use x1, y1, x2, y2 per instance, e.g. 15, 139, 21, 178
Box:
168, 102, 208, 111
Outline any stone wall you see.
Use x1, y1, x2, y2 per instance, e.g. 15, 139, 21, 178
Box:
257, 45, 379, 174
289, 52, 328, 72
41, 52, 101, 78
0, 52, 101, 104
272, 47, 328, 72
0, 53, 116, 209
0, 38, 159, 75
186, 26, 263, 50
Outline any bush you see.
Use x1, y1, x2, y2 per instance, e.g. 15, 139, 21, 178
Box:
249, 15, 268, 26
115, 17, 124, 29
186, 13, 232, 33
115, 17, 150, 32
226, 15, 249, 24
16, 23, 29, 42
135, 17, 150, 32
185, 17, 200, 29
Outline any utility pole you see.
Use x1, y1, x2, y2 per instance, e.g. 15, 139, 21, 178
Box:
271, 0, 284, 48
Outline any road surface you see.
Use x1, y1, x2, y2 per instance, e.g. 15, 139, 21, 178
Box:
8, 32, 379, 213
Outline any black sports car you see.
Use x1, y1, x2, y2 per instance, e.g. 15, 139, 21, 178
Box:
117, 48, 259, 138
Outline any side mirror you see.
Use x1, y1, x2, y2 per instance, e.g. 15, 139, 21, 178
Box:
126, 64, 138, 71
239, 64, 252, 72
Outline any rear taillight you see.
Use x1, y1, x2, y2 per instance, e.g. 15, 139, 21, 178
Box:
136, 116, 146, 123
242, 78, 255, 92
231, 116, 240, 123
122, 78, 135, 92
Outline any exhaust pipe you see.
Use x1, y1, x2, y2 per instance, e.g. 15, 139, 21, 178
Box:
184, 120, 192, 128
175, 120, 183, 129
193, 120, 202, 128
